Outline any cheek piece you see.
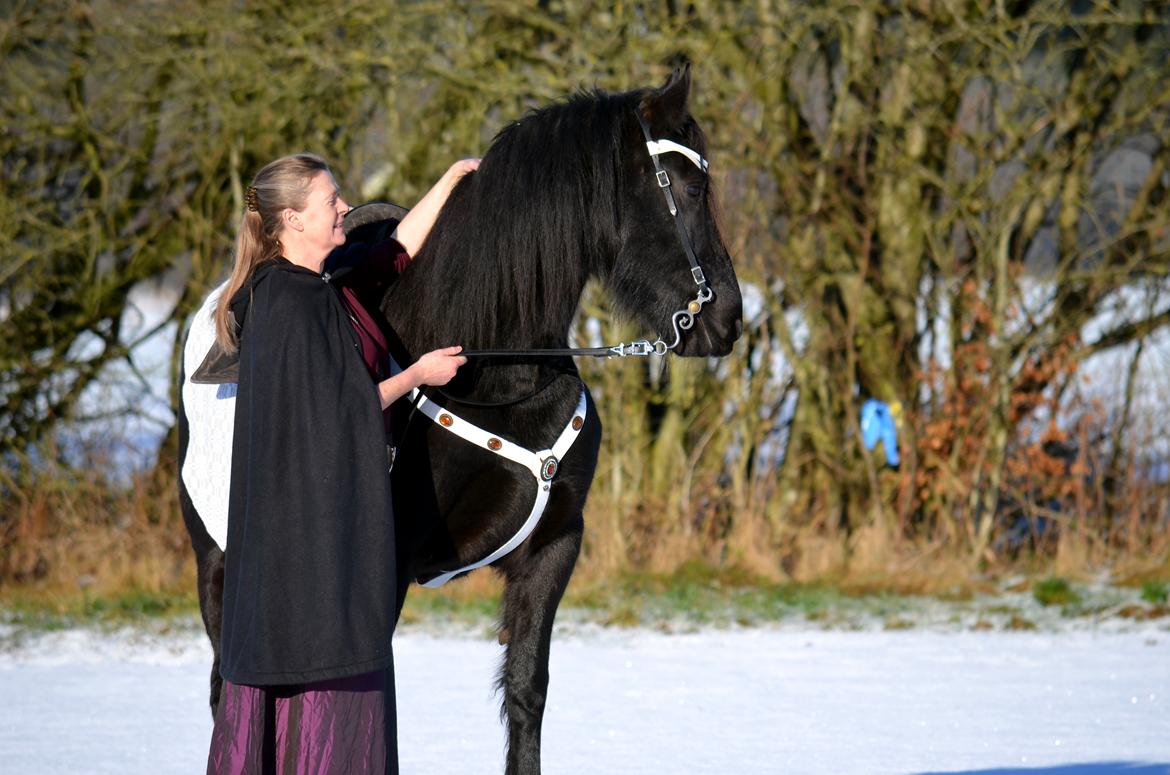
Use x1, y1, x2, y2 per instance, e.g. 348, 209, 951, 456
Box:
635, 111, 714, 354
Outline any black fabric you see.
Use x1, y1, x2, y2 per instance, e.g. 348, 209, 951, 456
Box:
324, 238, 407, 319
219, 255, 397, 686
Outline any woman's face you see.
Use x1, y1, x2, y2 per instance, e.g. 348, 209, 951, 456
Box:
292, 170, 350, 254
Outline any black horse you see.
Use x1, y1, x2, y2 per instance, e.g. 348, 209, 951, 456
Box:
178, 67, 741, 774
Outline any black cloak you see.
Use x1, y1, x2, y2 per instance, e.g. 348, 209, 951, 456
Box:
219, 254, 398, 686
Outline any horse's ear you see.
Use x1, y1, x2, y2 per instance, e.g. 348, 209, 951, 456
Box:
639, 64, 692, 133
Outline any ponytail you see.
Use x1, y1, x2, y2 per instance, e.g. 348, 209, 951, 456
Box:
214, 153, 331, 351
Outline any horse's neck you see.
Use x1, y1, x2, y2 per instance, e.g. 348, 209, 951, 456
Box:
382, 249, 587, 358
382, 257, 584, 404
383, 139, 604, 362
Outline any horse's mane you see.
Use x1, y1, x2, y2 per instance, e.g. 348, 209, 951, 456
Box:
393, 88, 641, 351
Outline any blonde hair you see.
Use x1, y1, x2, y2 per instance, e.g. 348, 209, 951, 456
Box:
214, 153, 332, 351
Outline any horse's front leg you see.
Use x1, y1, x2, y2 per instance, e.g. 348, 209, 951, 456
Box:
498, 511, 583, 775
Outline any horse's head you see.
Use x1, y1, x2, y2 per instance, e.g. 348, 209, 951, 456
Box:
389, 69, 742, 358
607, 67, 743, 357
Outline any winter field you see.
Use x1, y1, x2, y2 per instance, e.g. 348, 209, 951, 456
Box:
1, 615, 1168, 775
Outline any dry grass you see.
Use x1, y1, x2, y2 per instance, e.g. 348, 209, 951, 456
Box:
5, 456, 1167, 613
0, 439, 192, 607
4, 423, 1168, 615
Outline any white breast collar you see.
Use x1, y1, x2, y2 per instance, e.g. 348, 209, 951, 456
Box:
393, 363, 588, 588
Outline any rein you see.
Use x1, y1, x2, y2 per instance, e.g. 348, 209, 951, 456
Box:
461, 112, 713, 361
435, 366, 565, 407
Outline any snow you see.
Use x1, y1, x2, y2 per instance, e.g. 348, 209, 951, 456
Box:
2, 622, 1168, 774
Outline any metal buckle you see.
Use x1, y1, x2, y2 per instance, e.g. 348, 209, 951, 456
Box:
691, 267, 706, 285
656, 169, 670, 188
608, 340, 655, 357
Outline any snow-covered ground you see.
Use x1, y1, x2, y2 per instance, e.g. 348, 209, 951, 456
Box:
1, 622, 1167, 774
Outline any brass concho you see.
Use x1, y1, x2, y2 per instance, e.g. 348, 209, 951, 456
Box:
571, 416, 583, 431
487, 437, 502, 451
439, 413, 454, 427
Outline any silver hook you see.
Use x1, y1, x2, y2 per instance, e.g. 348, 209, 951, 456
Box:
654, 286, 714, 353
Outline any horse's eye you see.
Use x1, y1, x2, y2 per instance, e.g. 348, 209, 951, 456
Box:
685, 184, 703, 198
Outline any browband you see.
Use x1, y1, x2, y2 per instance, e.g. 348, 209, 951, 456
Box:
644, 139, 709, 173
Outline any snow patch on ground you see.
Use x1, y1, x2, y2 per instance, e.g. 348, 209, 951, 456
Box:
1, 619, 1168, 774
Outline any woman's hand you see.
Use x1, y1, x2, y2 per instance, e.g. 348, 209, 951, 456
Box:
409, 345, 467, 387
441, 158, 480, 184
376, 346, 467, 409
395, 159, 481, 256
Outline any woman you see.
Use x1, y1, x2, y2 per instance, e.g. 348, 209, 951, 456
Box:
206, 153, 474, 774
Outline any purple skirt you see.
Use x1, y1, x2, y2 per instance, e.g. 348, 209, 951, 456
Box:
206, 668, 397, 775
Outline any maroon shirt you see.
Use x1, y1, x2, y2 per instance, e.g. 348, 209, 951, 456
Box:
335, 237, 412, 433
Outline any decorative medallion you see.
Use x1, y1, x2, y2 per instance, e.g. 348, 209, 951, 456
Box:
571, 416, 583, 431
487, 437, 502, 451
540, 456, 559, 481
439, 413, 453, 427
688, 300, 701, 314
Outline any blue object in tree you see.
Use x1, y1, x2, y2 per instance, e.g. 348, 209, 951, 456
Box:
860, 399, 900, 467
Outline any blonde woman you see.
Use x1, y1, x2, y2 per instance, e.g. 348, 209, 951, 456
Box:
206, 153, 474, 774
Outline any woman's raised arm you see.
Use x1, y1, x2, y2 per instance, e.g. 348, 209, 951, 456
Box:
394, 159, 480, 255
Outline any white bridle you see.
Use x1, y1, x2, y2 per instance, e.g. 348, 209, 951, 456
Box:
644, 139, 709, 174
636, 117, 715, 354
